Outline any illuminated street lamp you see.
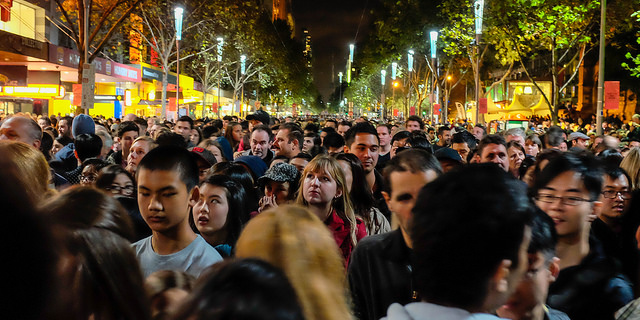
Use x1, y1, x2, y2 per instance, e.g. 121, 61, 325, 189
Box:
407, 50, 414, 116
216, 37, 224, 118
240, 55, 246, 117
429, 31, 438, 122
174, 6, 184, 118
381, 69, 386, 120
347, 44, 355, 84
392, 62, 397, 80
474, 0, 484, 125
338, 72, 343, 112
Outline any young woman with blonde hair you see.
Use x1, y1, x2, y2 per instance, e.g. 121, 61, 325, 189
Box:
235, 205, 355, 320
295, 155, 366, 264
621, 147, 640, 190
0, 140, 54, 202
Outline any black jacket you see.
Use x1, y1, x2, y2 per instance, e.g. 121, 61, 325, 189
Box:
348, 229, 417, 320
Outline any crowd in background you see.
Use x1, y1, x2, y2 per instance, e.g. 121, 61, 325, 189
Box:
2, 109, 640, 320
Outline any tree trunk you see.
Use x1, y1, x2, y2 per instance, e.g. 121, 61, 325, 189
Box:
551, 39, 559, 125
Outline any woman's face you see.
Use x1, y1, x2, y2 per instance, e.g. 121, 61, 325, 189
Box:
232, 125, 243, 142
80, 165, 99, 186
508, 146, 525, 171
192, 184, 229, 235
206, 145, 224, 163
190, 129, 200, 145
127, 141, 151, 172
525, 140, 539, 157
264, 180, 291, 205
107, 173, 135, 197
337, 160, 353, 193
303, 168, 341, 206
51, 140, 64, 156
303, 137, 314, 152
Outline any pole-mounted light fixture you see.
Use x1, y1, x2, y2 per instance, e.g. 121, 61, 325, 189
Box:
240, 55, 246, 75
407, 50, 414, 72
216, 37, 224, 62
174, 7, 183, 40
392, 62, 397, 80
474, 0, 485, 35
430, 31, 438, 59
381, 69, 386, 86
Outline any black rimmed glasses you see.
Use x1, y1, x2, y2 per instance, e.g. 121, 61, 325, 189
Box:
535, 194, 592, 206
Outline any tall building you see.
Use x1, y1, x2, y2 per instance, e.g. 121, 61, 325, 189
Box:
302, 28, 312, 69
265, 0, 295, 37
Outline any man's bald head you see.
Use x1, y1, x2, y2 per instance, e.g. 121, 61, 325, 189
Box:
0, 116, 43, 149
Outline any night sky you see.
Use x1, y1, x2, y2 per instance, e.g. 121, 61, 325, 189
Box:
292, 0, 372, 100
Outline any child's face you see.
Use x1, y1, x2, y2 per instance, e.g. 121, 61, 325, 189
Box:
137, 169, 198, 233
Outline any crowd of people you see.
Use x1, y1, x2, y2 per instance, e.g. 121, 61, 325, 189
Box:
2, 109, 640, 320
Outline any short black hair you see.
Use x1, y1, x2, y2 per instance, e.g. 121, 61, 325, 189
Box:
177, 116, 194, 129
407, 131, 432, 153
452, 130, 477, 149
292, 152, 313, 161
117, 121, 139, 138
437, 126, 451, 137
321, 126, 336, 134
545, 126, 565, 148
406, 115, 424, 129
323, 132, 345, 149
251, 124, 273, 141
280, 123, 304, 148
478, 134, 506, 156
412, 164, 533, 309
137, 146, 199, 191
531, 152, 603, 201
74, 133, 103, 161
338, 120, 352, 128
391, 130, 411, 144
156, 132, 188, 148
344, 122, 379, 148
603, 167, 631, 189
304, 123, 319, 133
382, 148, 442, 194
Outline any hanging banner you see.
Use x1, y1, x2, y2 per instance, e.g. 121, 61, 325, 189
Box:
212, 103, 218, 113
434, 104, 441, 116
393, 109, 398, 117
410, 106, 416, 116
479, 98, 488, 114
72, 84, 82, 106
168, 97, 177, 111
604, 81, 620, 110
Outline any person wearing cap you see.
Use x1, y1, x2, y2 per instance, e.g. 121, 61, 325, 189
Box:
246, 109, 270, 131
234, 155, 268, 182
434, 147, 463, 173
568, 131, 590, 150
256, 163, 300, 214
190, 147, 217, 184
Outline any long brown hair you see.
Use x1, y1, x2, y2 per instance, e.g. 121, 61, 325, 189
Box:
235, 205, 354, 320
296, 155, 358, 247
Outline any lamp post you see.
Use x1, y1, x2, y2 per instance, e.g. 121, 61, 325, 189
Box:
407, 50, 414, 117
430, 31, 438, 125
347, 44, 354, 85
381, 69, 386, 120
216, 37, 224, 118
174, 7, 183, 119
474, 0, 484, 125
596, 0, 606, 135
240, 54, 246, 118
338, 72, 343, 113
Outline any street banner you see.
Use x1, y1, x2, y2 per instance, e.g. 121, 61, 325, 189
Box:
72, 84, 82, 106
81, 63, 95, 109
434, 104, 441, 116
410, 106, 416, 116
604, 81, 620, 110
479, 98, 488, 114
393, 109, 398, 117
212, 103, 218, 113
168, 97, 176, 111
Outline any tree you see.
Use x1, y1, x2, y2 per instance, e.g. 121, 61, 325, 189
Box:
54, 0, 144, 113
622, 10, 640, 77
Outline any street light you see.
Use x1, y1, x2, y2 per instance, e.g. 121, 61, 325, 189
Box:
407, 50, 414, 116
347, 44, 355, 84
392, 62, 397, 80
474, 0, 484, 125
216, 37, 224, 118
240, 55, 246, 117
381, 69, 386, 120
429, 31, 438, 123
338, 72, 343, 112
174, 7, 183, 119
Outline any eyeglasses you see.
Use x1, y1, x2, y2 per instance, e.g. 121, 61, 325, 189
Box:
106, 185, 135, 196
602, 190, 632, 200
80, 173, 98, 182
535, 194, 592, 206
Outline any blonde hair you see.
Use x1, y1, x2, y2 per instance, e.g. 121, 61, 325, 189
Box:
0, 140, 53, 202
621, 147, 640, 190
235, 205, 354, 320
296, 155, 358, 247
132, 136, 158, 150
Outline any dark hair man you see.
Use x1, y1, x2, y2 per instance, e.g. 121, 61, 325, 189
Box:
107, 121, 139, 168
376, 124, 392, 170
432, 126, 452, 151
473, 124, 487, 141
323, 132, 345, 156
478, 134, 509, 172
236, 125, 274, 166
62, 133, 102, 184
174, 116, 194, 144
337, 120, 352, 137
451, 130, 478, 164
58, 116, 73, 138
383, 164, 533, 319
405, 116, 424, 132
349, 149, 442, 320
531, 153, 633, 320
272, 122, 303, 159
545, 126, 566, 150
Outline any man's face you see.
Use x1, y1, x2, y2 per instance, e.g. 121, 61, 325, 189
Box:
37, 119, 48, 128
452, 142, 470, 164
507, 134, 526, 146
472, 127, 485, 141
346, 133, 379, 174
264, 181, 291, 205
573, 138, 588, 149
127, 140, 151, 173
383, 169, 439, 236
302, 137, 314, 152
337, 125, 350, 136
535, 171, 599, 239
273, 129, 296, 158
480, 143, 509, 172
406, 121, 421, 132
599, 175, 631, 225
630, 141, 640, 148
137, 169, 198, 233
0, 118, 38, 147
174, 121, 191, 142
250, 130, 271, 159
290, 157, 309, 173
427, 129, 436, 141
377, 126, 391, 148
121, 131, 139, 157
58, 119, 70, 137
438, 130, 452, 146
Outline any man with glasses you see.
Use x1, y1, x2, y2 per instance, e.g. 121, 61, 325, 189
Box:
531, 153, 632, 320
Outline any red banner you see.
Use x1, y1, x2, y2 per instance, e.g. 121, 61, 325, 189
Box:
1, 0, 13, 22
168, 97, 176, 111
604, 81, 620, 110
393, 109, 398, 117
72, 84, 82, 106
410, 106, 416, 116
479, 98, 488, 114
212, 103, 218, 113
434, 104, 441, 116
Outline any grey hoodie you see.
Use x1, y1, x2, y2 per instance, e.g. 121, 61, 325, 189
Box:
381, 302, 508, 320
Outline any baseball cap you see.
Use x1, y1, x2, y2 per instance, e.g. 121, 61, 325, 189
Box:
434, 147, 462, 163
190, 147, 217, 167
247, 110, 270, 126
568, 132, 589, 141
